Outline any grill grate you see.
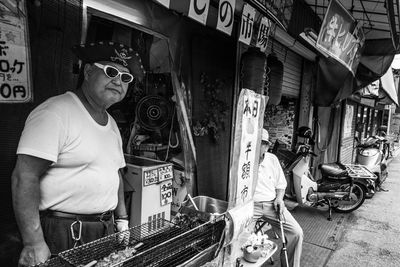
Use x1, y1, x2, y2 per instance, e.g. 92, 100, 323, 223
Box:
59, 218, 225, 267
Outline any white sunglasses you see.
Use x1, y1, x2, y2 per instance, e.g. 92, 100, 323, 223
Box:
94, 63, 134, 84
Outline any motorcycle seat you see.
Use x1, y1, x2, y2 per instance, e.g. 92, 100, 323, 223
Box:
319, 163, 348, 178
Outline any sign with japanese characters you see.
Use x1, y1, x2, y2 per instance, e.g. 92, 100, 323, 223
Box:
158, 165, 173, 182
316, 0, 365, 75
160, 180, 173, 206
228, 89, 266, 207
239, 3, 256, 45
216, 0, 236, 36
256, 17, 272, 52
188, 0, 210, 25
0, 0, 32, 103
144, 168, 158, 186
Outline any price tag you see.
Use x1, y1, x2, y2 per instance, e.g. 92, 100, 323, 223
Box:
160, 180, 173, 206
143, 169, 158, 186
158, 165, 173, 182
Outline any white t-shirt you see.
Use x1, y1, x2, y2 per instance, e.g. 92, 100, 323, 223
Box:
17, 91, 126, 214
253, 152, 287, 202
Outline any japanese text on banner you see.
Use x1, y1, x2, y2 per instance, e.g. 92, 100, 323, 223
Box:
236, 90, 263, 205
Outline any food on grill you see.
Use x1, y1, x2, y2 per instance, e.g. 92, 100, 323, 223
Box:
92, 242, 143, 267
172, 212, 203, 228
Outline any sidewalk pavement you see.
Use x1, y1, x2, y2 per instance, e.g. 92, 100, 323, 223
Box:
261, 143, 400, 267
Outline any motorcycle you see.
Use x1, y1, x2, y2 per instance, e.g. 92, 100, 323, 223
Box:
355, 134, 389, 190
278, 126, 375, 220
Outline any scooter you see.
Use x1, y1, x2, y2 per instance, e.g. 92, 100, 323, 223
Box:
283, 127, 375, 220
355, 134, 389, 190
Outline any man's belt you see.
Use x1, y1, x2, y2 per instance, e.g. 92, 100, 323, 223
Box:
41, 210, 114, 222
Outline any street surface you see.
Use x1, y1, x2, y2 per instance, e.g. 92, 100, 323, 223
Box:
324, 154, 400, 267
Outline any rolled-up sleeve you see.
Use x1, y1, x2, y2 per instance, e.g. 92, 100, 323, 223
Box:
273, 155, 287, 189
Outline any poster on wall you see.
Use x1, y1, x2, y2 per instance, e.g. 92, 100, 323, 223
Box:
343, 104, 354, 138
316, 0, 365, 75
0, 0, 32, 103
228, 89, 266, 207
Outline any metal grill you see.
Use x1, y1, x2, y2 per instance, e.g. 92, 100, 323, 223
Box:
59, 218, 225, 267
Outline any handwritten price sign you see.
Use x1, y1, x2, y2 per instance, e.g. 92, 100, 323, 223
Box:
160, 180, 173, 206
0, 0, 32, 103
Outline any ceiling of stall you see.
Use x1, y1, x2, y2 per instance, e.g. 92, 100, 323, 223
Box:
303, 0, 400, 41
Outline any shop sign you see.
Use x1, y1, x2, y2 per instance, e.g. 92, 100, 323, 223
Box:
188, 0, 210, 25
316, 0, 365, 75
256, 17, 272, 52
239, 3, 256, 45
160, 180, 173, 206
216, 0, 236, 36
155, 0, 170, 8
228, 89, 266, 206
0, 0, 32, 103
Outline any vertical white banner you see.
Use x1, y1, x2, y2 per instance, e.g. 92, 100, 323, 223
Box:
0, 0, 32, 103
216, 0, 236, 36
239, 3, 256, 45
155, 0, 170, 8
228, 89, 266, 207
256, 17, 272, 52
188, 0, 210, 25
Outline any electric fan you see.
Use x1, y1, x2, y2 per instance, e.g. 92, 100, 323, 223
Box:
135, 95, 172, 131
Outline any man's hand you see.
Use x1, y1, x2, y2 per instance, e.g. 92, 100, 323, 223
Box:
18, 241, 51, 267
115, 219, 130, 245
274, 198, 285, 215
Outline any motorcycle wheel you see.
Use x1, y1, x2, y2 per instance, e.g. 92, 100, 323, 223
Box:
333, 183, 366, 213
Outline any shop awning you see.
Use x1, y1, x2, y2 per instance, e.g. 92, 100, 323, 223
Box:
379, 67, 399, 106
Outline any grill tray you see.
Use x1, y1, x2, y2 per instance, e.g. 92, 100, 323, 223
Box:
59, 218, 225, 267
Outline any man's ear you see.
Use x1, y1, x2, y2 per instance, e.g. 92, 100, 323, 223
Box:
83, 63, 94, 81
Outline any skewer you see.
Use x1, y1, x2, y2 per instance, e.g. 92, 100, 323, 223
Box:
187, 194, 199, 211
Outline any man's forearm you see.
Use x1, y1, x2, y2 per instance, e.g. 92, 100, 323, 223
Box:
115, 171, 128, 217
12, 170, 45, 245
275, 188, 285, 201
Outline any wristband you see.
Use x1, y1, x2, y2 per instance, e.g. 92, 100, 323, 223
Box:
115, 214, 129, 220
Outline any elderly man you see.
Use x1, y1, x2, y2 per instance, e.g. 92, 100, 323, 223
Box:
253, 128, 303, 267
11, 41, 145, 266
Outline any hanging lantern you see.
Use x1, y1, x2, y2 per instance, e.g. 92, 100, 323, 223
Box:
240, 47, 267, 94
266, 52, 283, 105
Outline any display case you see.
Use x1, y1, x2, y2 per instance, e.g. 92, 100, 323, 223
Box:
123, 154, 173, 227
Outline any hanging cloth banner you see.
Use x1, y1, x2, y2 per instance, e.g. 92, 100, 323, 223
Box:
0, 0, 32, 103
188, 0, 210, 25
316, 0, 365, 76
216, 0, 236, 36
238, 3, 256, 45
155, 0, 170, 8
228, 89, 266, 208
256, 16, 272, 52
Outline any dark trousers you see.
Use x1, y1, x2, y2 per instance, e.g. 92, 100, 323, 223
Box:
40, 213, 115, 255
